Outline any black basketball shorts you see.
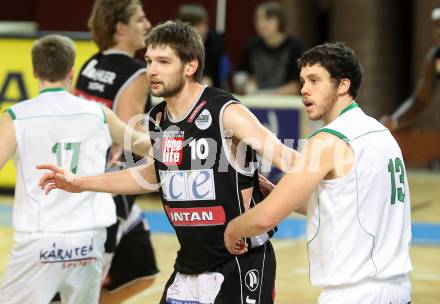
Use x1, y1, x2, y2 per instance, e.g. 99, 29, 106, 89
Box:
160, 241, 276, 304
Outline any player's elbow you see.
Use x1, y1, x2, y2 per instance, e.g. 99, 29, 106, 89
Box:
256, 214, 278, 233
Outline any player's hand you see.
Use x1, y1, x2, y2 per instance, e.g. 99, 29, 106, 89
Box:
224, 220, 248, 255
258, 174, 275, 197
37, 164, 83, 194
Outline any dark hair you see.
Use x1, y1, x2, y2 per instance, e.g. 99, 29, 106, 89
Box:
257, 1, 286, 32
88, 0, 141, 50
176, 4, 208, 26
32, 35, 76, 82
145, 21, 205, 82
298, 42, 363, 98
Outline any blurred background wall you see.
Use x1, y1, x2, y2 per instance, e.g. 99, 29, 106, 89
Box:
1, 0, 439, 118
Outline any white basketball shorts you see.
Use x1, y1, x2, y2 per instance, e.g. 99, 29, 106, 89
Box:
319, 275, 411, 304
0, 228, 106, 304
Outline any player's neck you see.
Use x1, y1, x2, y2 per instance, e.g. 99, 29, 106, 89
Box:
165, 82, 204, 121
323, 96, 354, 124
108, 43, 136, 57
38, 79, 71, 93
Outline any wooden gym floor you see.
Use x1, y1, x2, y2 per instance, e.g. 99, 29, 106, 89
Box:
1, 170, 439, 303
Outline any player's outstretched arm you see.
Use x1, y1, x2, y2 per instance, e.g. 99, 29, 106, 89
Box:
223, 103, 298, 172
224, 133, 343, 254
102, 106, 151, 158
37, 163, 158, 195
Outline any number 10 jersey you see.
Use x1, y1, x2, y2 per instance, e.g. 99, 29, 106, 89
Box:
149, 86, 275, 274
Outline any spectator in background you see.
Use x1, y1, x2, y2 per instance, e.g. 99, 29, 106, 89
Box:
383, 6, 440, 131
235, 1, 303, 95
177, 3, 225, 88
381, 6, 440, 168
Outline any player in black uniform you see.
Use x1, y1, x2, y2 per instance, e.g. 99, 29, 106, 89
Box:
39, 21, 298, 303
74, 0, 158, 302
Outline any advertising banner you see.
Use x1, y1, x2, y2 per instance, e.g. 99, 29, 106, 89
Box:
0, 37, 98, 188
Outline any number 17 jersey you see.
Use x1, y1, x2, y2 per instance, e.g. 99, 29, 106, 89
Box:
9, 89, 116, 232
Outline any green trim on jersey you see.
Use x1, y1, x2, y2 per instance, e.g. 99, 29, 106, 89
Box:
39, 88, 66, 94
309, 128, 348, 142
6, 108, 16, 120
351, 129, 388, 141
12, 113, 104, 121
100, 105, 108, 124
308, 102, 358, 140
339, 102, 359, 116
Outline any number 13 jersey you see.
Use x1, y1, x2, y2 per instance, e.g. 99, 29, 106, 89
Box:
307, 103, 412, 287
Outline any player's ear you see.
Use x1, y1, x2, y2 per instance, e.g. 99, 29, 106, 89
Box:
338, 78, 351, 95
185, 59, 199, 78
115, 21, 127, 36
67, 68, 75, 80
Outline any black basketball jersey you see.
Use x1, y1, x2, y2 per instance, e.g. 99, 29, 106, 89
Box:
148, 86, 276, 274
74, 50, 149, 111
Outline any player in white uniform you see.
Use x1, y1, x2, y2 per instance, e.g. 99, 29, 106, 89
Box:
224, 42, 412, 304
0, 35, 150, 304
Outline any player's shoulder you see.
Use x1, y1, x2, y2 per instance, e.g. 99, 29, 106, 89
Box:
9, 91, 60, 116
71, 94, 105, 113
149, 100, 166, 117
204, 86, 238, 104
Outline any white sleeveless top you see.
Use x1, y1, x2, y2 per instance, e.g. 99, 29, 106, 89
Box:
307, 103, 412, 287
9, 88, 116, 232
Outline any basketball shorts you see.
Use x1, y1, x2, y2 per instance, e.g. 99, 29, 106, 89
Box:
319, 275, 412, 304
160, 241, 276, 304
0, 228, 106, 304
102, 220, 159, 291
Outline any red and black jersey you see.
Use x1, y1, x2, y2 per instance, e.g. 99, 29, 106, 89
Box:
74, 50, 149, 111
148, 86, 276, 274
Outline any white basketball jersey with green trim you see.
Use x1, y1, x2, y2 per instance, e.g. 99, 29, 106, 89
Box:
10, 89, 116, 232
307, 103, 412, 287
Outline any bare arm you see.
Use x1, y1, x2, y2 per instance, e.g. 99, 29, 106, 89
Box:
224, 133, 352, 253
115, 73, 148, 128
223, 103, 298, 172
392, 49, 436, 130
102, 106, 151, 158
109, 73, 148, 162
38, 162, 158, 195
0, 111, 16, 170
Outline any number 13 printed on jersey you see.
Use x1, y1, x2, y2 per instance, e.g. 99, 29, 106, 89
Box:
387, 157, 406, 204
